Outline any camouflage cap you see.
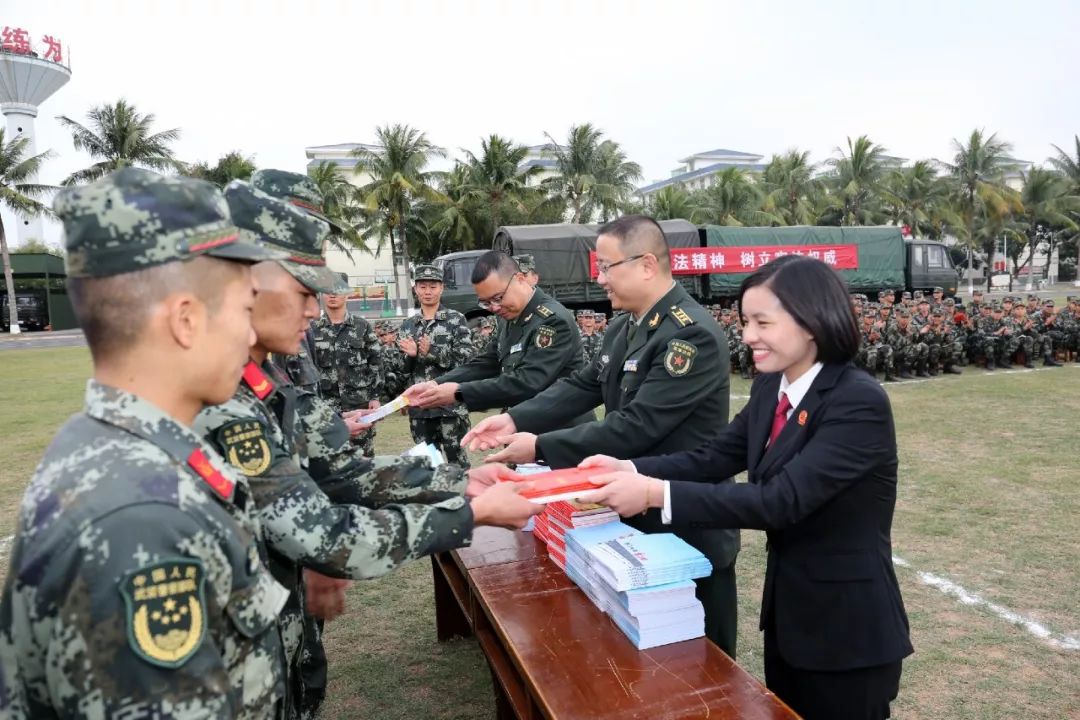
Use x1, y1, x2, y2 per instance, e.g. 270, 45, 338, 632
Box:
918, 297, 930, 305
575, 309, 593, 318
931, 308, 944, 317
902, 291, 912, 299
514, 254, 536, 273
896, 308, 912, 318
1003, 296, 1015, 304
991, 301, 1003, 311
223, 181, 346, 294
55, 167, 284, 278
1027, 294, 1039, 302
480, 315, 496, 327
1067, 296, 1078, 303
943, 297, 956, 305
250, 169, 344, 234
913, 290, 924, 298
933, 286, 944, 293
413, 264, 443, 283
1043, 299, 1055, 307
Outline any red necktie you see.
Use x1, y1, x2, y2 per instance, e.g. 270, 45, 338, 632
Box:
768, 392, 792, 448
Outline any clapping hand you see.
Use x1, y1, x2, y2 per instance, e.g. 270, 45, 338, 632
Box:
399, 338, 418, 357
418, 336, 432, 355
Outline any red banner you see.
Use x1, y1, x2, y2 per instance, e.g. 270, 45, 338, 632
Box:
589, 244, 859, 277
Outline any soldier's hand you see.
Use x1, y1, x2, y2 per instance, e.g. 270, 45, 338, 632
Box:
465, 463, 515, 498
578, 454, 636, 473
462, 413, 517, 451
588, 472, 664, 517
399, 338, 419, 357
484, 432, 538, 464
418, 335, 432, 355
469, 481, 543, 529
413, 382, 458, 409
341, 409, 374, 437
303, 569, 350, 621
367, 399, 381, 410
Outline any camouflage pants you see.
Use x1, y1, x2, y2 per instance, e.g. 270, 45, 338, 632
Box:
730, 344, 752, 373
1027, 333, 1052, 357
410, 413, 472, 469
297, 616, 326, 719
982, 334, 1019, 359
927, 340, 962, 367
867, 343, 894, 373
895, 342, 928, 371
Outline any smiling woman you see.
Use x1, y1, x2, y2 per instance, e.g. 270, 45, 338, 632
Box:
583, 256, 912, 720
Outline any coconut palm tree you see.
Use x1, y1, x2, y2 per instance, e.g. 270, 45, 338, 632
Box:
879, 161, 957, 238
461, 134, 539, 232
542, 124, 605, 223
57, 99, 181, 185
760, 150, 820, 225
306, 160, 369, 254
1, 130, 55, 334
185, 151, 256, 188
351, 124, 447, 288
590, 140, 643, 222
693, 168, 779, 226
1013, 168, 1080, 285
1048, 135, 1080, 195
826, 135, 888, 226
646, 185, 696, 221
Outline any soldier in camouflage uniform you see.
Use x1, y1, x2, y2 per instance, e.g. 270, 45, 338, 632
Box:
577, 309, 605, 363
886, 307, 929, 378
397, 264, 474, 468
719, 309, 752, 379
1011, 304, 1061, 367
470, 315, 496, 359
1063, 297, 1080, 360
195, 182, 540, 719
310, 272, 385, 456
923, 309, 964, 375
0, 169, 290, 719
859, 311, 895, 379
978, 302, 1016, 370
375, 321, 408, 399
1025, 299, 1064, 367
515, 253, 540, 286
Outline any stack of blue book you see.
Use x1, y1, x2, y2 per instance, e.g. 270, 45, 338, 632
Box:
563, 525, 712, 650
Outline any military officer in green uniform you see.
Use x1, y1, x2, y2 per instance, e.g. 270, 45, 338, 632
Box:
0, 169, 291, 718
462, 216, 741, 658
406, 252, 594, 428
396, 264, 475, 467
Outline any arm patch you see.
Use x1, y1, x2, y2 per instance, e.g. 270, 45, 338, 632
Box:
535, 325, 557, 349
664, 339, 698, 376
216, 419, 273, 477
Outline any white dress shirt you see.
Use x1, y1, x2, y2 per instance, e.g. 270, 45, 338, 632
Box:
658, 361, 825, 523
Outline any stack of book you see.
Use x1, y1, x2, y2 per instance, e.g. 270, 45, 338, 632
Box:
534, 500, 618, 569
564, 525, 713, 650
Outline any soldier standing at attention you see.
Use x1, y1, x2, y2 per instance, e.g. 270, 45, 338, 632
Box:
0, 169, 290, 718
375, 320, 407, 398
578, 309, 604, 363
397, 265, 475, 467
463, 216, 741, 659
311, 272, 385, 456
407, 252, 594, 428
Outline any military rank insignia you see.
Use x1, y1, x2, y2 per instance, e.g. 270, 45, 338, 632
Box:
670, 306, 695, 328
664, 339, 698, 377
121, 559, 206, 668
535, 325, 556, 349
535, 305, 553, 318
647, 312, 661, 329
218, 419, 272, 476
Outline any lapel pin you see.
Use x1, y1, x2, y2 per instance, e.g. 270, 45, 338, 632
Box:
798, 410, 808, 426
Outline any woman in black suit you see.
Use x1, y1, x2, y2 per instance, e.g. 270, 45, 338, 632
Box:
585, 255, 913, 720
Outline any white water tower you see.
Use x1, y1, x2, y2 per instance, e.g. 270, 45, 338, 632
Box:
0, 27, 71, 243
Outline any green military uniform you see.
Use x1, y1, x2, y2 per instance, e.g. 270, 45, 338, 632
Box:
507, 283, 741, 658
0, 168, 289, 718
577, 310, 605, 363
438, 288, 595, 427
311, 296, 385, 456
375, 321, 407, 400
923, 309, 963, 374
197, 181, 475, 719
977, 305, 1015, 369
885, 309, 929, 378
397, 265, 475, 467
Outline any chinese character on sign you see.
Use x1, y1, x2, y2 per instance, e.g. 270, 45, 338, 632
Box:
757, 251, 772, 265
709, 252, 725, 269
808, 250, 820, 260
43, 35, 62, 63
691, 253, 707, 271
740, 252, 756, 269
823, 249, 837, 265
673, 254, 690, 272
1, 27, 32, 55
774, 250, 787, 258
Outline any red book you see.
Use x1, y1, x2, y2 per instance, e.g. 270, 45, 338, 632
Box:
505, 467, 606, 504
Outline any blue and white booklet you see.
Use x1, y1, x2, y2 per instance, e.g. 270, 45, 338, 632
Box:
585, 533, 712, 592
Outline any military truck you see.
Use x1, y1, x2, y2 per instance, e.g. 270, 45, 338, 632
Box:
433, 223, 958, 319
1, 292, 48, 332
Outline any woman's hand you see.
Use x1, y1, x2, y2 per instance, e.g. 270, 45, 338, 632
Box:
588, 472, 665, 517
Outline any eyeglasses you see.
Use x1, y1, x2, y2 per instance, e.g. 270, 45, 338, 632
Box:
477, 275, 516, 310
596, 254, 646, 276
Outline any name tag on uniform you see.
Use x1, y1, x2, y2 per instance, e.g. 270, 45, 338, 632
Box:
623, 359, 639, 373
510, 342, 524, 354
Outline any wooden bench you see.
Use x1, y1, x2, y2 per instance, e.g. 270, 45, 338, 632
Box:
431, 527, 800, 719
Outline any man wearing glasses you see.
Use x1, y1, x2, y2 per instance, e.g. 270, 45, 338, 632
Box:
460, 216, 740, 659
405, 251, 594, 428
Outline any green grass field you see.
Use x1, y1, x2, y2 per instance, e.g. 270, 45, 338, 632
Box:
1, 347, 1077, 719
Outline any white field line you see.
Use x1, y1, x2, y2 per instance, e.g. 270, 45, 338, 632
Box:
882, 363, 1077, 388
0, 534, 12, 560
892, 556, 1079, 652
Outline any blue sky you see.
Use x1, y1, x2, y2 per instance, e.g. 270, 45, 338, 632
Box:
3, 0, 1076, 245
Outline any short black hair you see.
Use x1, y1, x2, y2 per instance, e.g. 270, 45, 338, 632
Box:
471, 250, 519, 284
738, 255, 860, 364
596, 215, 671, 271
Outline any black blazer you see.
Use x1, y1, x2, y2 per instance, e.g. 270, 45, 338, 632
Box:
633, 363, 913, 672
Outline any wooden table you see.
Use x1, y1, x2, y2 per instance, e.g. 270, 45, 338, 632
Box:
431, 526, 800, 719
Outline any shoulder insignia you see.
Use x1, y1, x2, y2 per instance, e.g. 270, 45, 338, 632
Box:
670, 306, 695, 328
535, 305, 554, 318
521, 313, 533, 324
217, 419, 273, 477
242, 362, 274, 400
535, 325, 557, 349
663, 339, 698, 377
186, 448, 235, 500
647, 312, 661, 329
121, 559, 207, 668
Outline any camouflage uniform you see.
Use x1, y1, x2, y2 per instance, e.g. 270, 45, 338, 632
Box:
885, 310, 929, 378
923, 310, 963, 374
375, 321, 407, 400
398, 266, 474, 468
577, 311, 605, 364
272, 332, 321, 395
198, 181, 476, 719
0, 168, 289, 719
977, 306, 1016, 369
310, 310, 384, 456
469, 316, 496, 360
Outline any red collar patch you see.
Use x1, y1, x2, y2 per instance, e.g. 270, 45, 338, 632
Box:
242, 361, 274, 400
187, 448, 235, 500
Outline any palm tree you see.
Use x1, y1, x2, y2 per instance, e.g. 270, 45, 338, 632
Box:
646, 185, 696, 221
591, 140, 642, 222
879, 161, 957, 238
57, 99, 181, 185
351, 125, 447, 299
185, 151, 256, 188
1014, 168, 1080, 287
1, 130, 54, 334
827, 135, 888, 226
461, 135, 539, 232
943, 130, 1021, 283
542, 124, 605, 223
430, 164, 480, 255
1048, 135, 1080, 194
760, 150, 820, 225
306, 161, 370, 254
693, 168, 779, 226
